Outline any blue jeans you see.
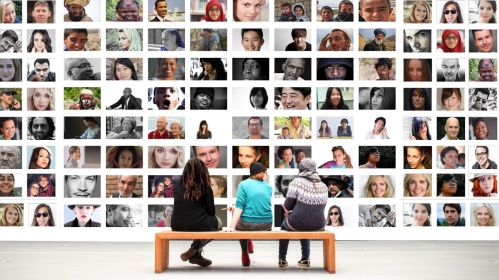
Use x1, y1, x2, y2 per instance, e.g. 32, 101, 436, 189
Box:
278, 221, 310, 260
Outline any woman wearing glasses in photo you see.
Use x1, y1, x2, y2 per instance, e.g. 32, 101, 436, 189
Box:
31, 203, 55, 227
326, 205, 344, 227
439, 1, 463, 23
437, 174, 462, 197
201, 0, 225, 21
437, 30, 463, 53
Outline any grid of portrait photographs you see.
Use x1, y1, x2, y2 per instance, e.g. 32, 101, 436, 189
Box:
1, 0, 499, 240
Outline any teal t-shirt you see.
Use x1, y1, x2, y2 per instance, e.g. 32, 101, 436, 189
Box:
235, 179, 273, 223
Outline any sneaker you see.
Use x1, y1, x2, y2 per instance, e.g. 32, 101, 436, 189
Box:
248, 240, 254, 254
278, 259, 288, 268
188, 253, 212, 267
180, 247, 197, 262
297, 258, 310, 268
242, 252, 251, 267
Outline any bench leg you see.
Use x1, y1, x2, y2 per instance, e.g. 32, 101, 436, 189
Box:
323, 238, 336, 274
155, 236, 170, 273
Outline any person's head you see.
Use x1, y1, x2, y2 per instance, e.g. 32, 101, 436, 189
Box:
320, 120, 329, 130
410, 88, 429, 110
473, 203, 496, 226
440, 146, 459, 169
440, 58, 460, 81
109, 146, 141, 168
0, 146, 20, 169
64, 0, 88, 21
0, 204, 22, 226
65, 58, 94, 80
404, 29, 431, 52
29, 181, 39, 196
38, 175, 50, 189
359, 0, 392, 22
281, 2, 292, 14
472, 29, 494, 52
329, 29, 351, 51
119, 28, 143, 51
117, 175, 138, 197
340, 118, 348, 129
113, 58, 138, 80
444, 117, 460, 139
475, 146, 489, 167
293, 3, 305, 17
369, 87, 384, 109
318, 58, 353, 80
404, 59, 431, 81
278, 87, 311, 110
106, 204, 136, 227
440, 1, 463, 23
0, 59, 20, 81
241, 29, 264, 51
242, 58, 268, 80
205, 0, 224, 21
326, 205, 344, 226
412, 203, 431, 226
0, 173, 14, 196
65, 175, 97, 198
233, 0, 262, 21
198, 120, 208, 132
281, 58, 305, 80
458, 153, 465, 166
411, 117, 431, 140
31, 203, 55, 227
0, 0, 17, 23
364, 175, 393, 198
443, 203, 461, 225
477, 0, 497, 23
339, 0, 354, 13
153, 87, 184, 110
470, 174, 497, 197
374, 58, 392, 80
182, 157, 212, 201
250, 162, 267, 181
149, 146, 183, 168
439, 29, 461, 52
193, 87, 215, 109
373, 28, 385, 44
64, 29, 88, 51
0, 30, 17, 52
82, 117, 98, 128
374, 117, 386, 132
154, 0, 168, 18
29, 147, 52, 169
473, 117, 489, 140
249, 87, 268, 109
403, 173, 432, 197
281, 127, 290, 137
193, 146, 221, 168
294, 149, 305, 165
408, 1, 431, 23
320, 6, 334, 21
115, 0, 141, 21
437, 174, 458, 196
277, 146, 294, 164
28, 117, 55, 140
0, 117, 16, 140
26, 88, 54, 111
210, 175, 227, 198
364, 147, 380, 164
247, 116, 263, 136
0, 88, 15, 107
32, 1, 52, 23
291, 29, 308, 50
371, 204, 391, 223
69, 146, 81, 161
169, 120, 182, 137
237, 146, 261, 168
31, 59, 50, 81
477, 59, 496, 81
322, 87, 347, 109
200, 57, 225, 76
332, 146, 351, 168
120, 117, 137, 133
406, 146, 426, 169
441, 88, 462, 110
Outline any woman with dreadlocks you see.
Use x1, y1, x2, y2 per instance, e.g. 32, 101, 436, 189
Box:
171, 157, 222, 267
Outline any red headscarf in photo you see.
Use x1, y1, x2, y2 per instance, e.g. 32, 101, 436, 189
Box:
201, 0, 225, 22
439, 29, 464, 53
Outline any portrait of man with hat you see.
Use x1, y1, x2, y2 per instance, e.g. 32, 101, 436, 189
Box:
321, 175, 353, 198
364, 28, 387, 51
0, 88, 20, 111
64, 0, 93, 22
191, 87, 216, 109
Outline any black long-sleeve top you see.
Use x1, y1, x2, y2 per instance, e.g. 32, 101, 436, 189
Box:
171, 183, 218, 231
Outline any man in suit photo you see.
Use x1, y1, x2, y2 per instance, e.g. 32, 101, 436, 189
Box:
110, 175, 142, 198
107, 87, 142, 110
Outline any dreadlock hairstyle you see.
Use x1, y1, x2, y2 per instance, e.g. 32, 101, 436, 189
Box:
182, 157, 211, 201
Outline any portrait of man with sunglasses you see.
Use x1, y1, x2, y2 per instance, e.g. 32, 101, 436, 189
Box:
469, 88, 493, 111
0, 88, 20, 111
65, 58, 101, 80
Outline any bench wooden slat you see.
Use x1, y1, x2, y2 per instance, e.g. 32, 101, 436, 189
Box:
155, 230, 335, 274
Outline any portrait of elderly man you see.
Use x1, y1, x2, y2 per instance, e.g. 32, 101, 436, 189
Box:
64, 0, 93, 22
27, 117, 56, 140
150, 0, 170, 22
110, 175, 141, 198
27, 59, 56, 82
363, 28, 387, 51
474, 59, 497, 81
0, 88, 20, 111
30, 1, 53, 24
0, 146, 21, 169
148, 116, 169, 139
68, 89, 99, 110
471, 29, 496, 52
318, 28, 351, 51
404, 29, 431, 53
190, 87, 216, 109
437, 58, 463, 82
65, 58, 101, 80
106, 204, 141, 227
274, 58, 307, 80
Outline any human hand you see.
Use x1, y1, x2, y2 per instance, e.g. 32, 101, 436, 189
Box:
12, 99, 21, 109
409, 134, 416, 140
385, 211, 396, 225
319, 33, 330, 51
226, 227, 235, 233
226, 205, 235, 212
13, 40, 22, 53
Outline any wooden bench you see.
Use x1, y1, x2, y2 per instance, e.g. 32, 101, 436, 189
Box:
155, 230, 335, 273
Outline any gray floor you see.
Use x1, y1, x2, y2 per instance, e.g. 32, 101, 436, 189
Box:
1, 241, 498, 279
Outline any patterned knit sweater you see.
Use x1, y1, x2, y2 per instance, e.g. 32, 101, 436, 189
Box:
283, 177, 328, 231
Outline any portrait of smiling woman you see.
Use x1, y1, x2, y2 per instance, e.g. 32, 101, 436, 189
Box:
404, 1, 432, 23
0, 204, 23, 226
31, 203, 55, 227
28, 146, 53, 169
0, 59, 21, 82
149, 57, 185, 80
109, 58, 139, 80
403, 173, 432, 197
